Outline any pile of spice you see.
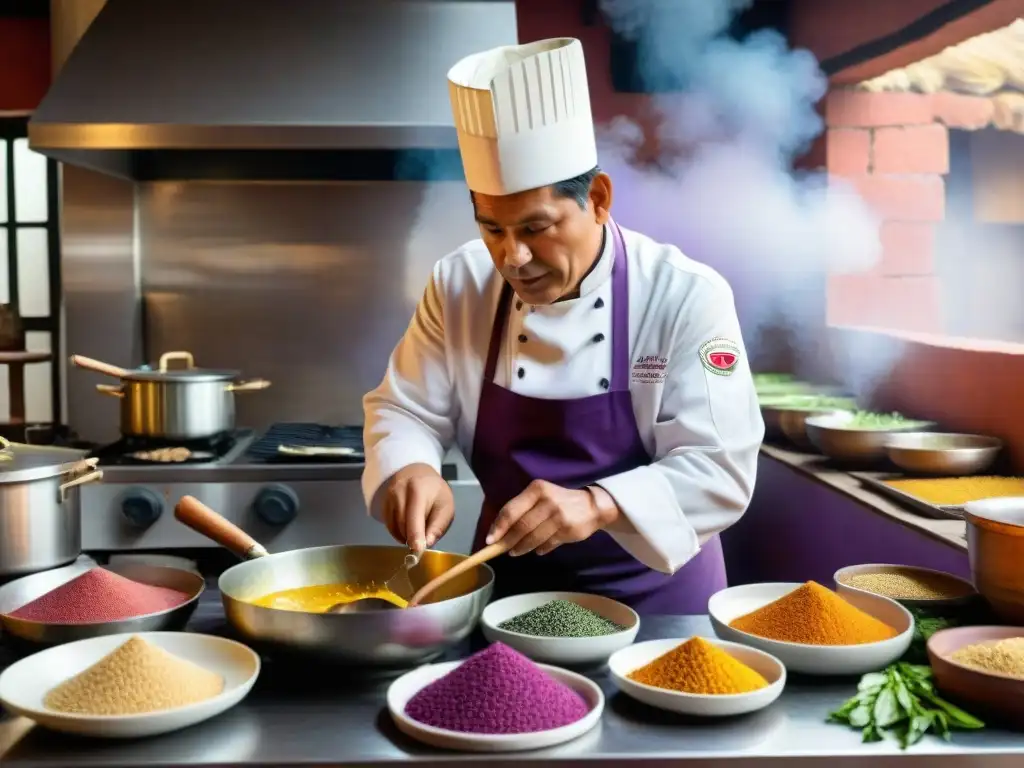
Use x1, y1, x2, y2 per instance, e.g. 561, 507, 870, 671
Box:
497, 599, 625, 638
627, 638, 768, 695
884, 476, 1024, 506
951, 637, 1024, 678
44, 636, 224, 715
729, 581, 899, 645
6, 567, 191, 624
405, 642, 589, 734
838, 569, 974, 601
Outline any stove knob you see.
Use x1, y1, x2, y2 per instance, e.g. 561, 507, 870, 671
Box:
120, 488, 164, 528
252, 484, 298, 526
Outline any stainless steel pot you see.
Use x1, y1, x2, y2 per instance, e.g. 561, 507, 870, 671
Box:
174, 496, 494, 667
75, 351, 271, 440
0, 439, 104, 576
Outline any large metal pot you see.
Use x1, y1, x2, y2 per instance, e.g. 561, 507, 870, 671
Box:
174, 496, 494, 668
0, 439, 104, 577
964, 498, 1024, 624
74, 351, 270, 440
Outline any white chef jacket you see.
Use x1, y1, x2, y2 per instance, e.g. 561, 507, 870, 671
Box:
362, 223, 765, 575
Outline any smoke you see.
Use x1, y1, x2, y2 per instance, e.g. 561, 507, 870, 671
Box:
597, 0, 894, 396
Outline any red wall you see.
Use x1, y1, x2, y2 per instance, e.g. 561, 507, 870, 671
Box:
0, 18, 50, 111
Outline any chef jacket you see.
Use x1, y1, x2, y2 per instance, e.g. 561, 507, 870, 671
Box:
362, 223, 765, 575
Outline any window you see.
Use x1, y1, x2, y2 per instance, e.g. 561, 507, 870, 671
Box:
0, 115, 62, 424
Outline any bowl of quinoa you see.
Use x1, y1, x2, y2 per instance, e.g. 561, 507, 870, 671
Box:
835, 563, 977, 609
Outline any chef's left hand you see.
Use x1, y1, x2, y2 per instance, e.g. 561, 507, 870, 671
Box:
486, 481, 620, 556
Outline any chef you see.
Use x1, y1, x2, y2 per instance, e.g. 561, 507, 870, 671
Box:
362, 38, 764, 613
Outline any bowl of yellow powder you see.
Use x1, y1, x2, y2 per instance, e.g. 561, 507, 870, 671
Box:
928, 626, 1024, 726
0, 632, 260, 738
608, 637, 785, 716
708, 581, 914, 675
835, 564, 977, 609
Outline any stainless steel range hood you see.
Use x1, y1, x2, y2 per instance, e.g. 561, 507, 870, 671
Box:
30, 0, 518, 181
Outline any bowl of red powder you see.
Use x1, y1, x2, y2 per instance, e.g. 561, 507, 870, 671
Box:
387, 642, 603, 752
0, 562, 203, 645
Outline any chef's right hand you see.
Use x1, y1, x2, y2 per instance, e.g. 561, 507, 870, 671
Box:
382, 463, 455, 554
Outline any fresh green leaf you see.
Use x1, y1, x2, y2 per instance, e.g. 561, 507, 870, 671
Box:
849, 704, 872, 728
858, 672, 888, 691
873, 688, 902, 728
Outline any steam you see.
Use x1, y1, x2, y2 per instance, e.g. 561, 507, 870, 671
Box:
598, 0, 892, 395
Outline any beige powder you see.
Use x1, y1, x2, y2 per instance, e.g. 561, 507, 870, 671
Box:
44, 635, 225, 715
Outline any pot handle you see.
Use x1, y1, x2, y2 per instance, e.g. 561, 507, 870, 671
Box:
226, 379, 272, 393
95, 384, 125, 398
174, 495, 269, 560
0, 436, 11, 462
58, 468, 104, 502
69, 354, 130, 378
160, 351, 195, 371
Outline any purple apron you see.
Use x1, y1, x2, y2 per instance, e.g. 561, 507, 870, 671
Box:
469, 221, 727, 615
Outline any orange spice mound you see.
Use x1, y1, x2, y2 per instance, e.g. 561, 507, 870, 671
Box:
729, 581, 899, 646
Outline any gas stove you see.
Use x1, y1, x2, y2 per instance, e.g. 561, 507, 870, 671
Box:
80, 423, 480, 555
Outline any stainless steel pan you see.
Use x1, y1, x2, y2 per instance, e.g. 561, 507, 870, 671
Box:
71, 351, 271, 440
173, 496, 493, 667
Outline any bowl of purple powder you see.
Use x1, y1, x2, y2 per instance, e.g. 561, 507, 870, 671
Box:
481, 591, 639, 665
388, 642, 603, 752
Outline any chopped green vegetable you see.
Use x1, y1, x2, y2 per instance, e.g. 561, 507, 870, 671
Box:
838, 411, 931, 431
902, 609, 958, 664
762, 395, 857, 412
753, 373, 796, 385
828, 663, 984, 748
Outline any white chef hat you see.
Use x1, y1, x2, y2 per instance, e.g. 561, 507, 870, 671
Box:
447, 37, 597, 196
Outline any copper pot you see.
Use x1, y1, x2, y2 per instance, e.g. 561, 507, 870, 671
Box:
965, 503, 1024, 624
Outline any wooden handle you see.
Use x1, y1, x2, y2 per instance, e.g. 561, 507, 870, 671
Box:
407, 541, 509, 607
69, 355, 129, 378
174, 495, 267, 559
226, 378, 272, 393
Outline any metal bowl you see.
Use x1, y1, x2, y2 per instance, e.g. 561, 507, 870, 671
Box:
0, 560, 203, 645
884, 432, 1003, 477
218, 545, 493, 668
964, 498, 1024, 623
805, 413, 938, 465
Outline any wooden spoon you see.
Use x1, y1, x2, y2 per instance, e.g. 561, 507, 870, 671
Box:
407, 540, 510, 608
69, 354, 130, 379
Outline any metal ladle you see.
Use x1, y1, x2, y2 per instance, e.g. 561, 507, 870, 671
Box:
329, 540, 511, 613
327, 550, 421, 614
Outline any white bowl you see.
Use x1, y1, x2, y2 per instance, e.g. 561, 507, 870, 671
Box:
0, 632, 260, 738
387, 659, 603, 752
834, 563, 977, 609
708, 583, 913, 676
481, 591, 639, 665
607, 637, 785, 716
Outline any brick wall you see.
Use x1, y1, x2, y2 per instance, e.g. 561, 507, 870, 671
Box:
823, 88, 996, 334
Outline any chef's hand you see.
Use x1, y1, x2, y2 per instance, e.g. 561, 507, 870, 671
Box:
382, 463, 454, 554
486, 481, 621, 557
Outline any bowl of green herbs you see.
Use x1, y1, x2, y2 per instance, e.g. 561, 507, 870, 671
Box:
805, 411, 937, 465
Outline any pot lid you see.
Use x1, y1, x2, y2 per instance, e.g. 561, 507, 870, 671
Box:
122, 351, 239, 383
0, 440, 92, 483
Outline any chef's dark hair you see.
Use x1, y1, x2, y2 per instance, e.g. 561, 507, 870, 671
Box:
550, 166, 601, 209
470, 166, 601, 210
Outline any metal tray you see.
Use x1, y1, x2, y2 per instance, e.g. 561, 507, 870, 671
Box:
852, 472, 965, 520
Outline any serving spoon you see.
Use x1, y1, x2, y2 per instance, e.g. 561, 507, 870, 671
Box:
329, 540, 510, 613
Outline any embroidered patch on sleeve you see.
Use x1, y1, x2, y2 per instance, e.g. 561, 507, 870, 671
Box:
699, 337, 740, 376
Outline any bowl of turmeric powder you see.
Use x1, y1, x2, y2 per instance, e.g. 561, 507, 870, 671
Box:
608, 637, 785, 716
708, 582, 914, 675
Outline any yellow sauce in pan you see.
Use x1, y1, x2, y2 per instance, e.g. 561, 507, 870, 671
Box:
248, 583, 409, 612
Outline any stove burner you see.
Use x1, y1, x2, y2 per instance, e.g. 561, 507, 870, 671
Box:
246, 423, 364, 463
90, 432, 240, 466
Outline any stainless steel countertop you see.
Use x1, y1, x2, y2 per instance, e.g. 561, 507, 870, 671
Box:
2, 589, 1023, 767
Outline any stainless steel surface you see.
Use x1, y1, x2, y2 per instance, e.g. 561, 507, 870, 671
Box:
805, 417, 940, 465
31, 0, 518, 180
217, 545, 493, 666
778, 408, 852, 451
329, 597, 399, 614
884, 433, 1004, 477
4, 611, 1024, 766
0, 452, 102, 577
0, 558, 202, 644
853, 473, 965, 521
0, 443, 88, 484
